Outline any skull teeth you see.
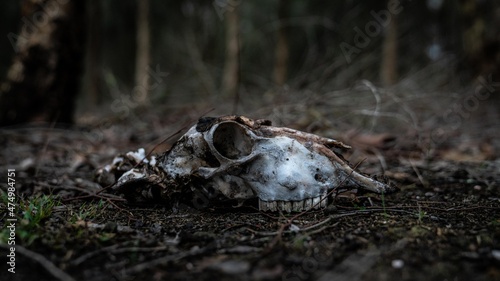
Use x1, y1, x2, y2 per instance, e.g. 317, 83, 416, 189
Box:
258, 194, 328, 212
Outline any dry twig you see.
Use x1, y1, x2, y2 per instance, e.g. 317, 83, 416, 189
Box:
0, 244, 76, 281
120, 246, 209, 276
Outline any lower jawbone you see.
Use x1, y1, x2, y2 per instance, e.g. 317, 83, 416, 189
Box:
97, 115, 397, 212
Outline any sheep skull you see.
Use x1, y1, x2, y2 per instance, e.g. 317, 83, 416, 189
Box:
96, 116, 396, 212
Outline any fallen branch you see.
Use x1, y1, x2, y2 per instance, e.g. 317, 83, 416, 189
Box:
0, 244, 76, 281
69, 242, 127, 266
120, 246, 209, 276
250, 213, 355, 237
70, 243, 172, 267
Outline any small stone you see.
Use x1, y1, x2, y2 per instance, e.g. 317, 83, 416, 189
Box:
18, 158, 35, 171
210, 260, 250, 275
473, 185, 482, 191
391, 259, 404, 269
150, 223, 163, 234
289, 224, 300, 233
492, 250, 500, 261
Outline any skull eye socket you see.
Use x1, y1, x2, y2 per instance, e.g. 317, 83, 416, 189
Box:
212, 122, 254, 159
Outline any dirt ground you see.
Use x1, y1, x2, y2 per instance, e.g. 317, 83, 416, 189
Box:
1, 107, 499, 281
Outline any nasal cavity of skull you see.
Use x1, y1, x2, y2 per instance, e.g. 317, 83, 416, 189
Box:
213, 123, 253, 160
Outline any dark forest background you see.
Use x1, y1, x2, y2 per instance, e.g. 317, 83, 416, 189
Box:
0, 0, 498, 134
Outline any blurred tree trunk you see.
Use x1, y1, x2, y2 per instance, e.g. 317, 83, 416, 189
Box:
135, 0, 150, 104
86, 0, 102, 105
185, 30, 217, 96
459, 0, 499, 80
222, 6, 240, 99
0, 0, 85, 126
273, 0, 289, 86
380, 10, 398, 86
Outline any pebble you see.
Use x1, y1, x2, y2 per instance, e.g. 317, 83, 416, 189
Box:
391, 259, 404, 269
210, 260, 250, 274
289, 224, 300, 233
492, 250, 500, 261
424, 192, 435, 197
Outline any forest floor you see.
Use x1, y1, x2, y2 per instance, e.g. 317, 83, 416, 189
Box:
0, 105, 499, 281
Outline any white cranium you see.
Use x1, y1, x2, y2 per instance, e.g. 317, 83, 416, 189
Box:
98, 116, 396, 212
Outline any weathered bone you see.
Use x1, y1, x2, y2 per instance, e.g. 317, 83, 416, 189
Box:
96, 115, 396, 212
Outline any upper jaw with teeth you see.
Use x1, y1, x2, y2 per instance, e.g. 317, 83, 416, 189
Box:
96, 115, 396, 212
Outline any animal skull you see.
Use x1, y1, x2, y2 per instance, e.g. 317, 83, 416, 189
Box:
96, 115, 396, 212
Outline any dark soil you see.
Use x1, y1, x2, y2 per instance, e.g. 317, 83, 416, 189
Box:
1, 112, 499, 281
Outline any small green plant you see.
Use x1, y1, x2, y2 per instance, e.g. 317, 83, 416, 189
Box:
70, 199, 105, 223
352, 202, 366, 211
0, 195, 58, 246
416, 205, 427, 224
292, 234, 309, 250
18, 195, 58, 245
97, 232, 116, 242
0, 190, 8, 205
20, 195, 56, 226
